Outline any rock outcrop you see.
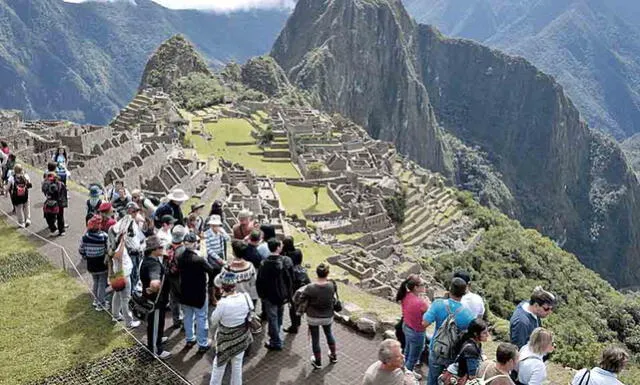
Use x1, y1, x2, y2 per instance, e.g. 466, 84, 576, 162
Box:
622, 134, 640, 179
271, 0, 640, 287
139, 35, 211, 92
240, 56, 291, 97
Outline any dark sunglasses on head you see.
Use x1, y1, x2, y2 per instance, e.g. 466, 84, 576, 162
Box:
542, 305, 553, 312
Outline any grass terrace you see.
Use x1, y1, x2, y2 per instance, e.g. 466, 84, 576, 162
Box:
0, 220, 131, 384
275, 182, 340, 222
187, 117, 299, 178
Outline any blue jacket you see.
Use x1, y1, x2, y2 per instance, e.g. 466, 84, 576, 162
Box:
510, 301, 542, 348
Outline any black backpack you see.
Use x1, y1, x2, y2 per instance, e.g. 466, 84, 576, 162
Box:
12, 175, 29, 201
292, 264, 311, 291
86, 199, 102, 218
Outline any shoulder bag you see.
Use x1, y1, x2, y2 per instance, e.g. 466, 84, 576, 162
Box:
129, 260, 165, 321
242, 292, 262, 334
332, 280, 343, 312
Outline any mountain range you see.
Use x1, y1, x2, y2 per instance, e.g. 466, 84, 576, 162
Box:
402, 0, 640, 140
272, 0, 640, 288
0, 0, 288, 124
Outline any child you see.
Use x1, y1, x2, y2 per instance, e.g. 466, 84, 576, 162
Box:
79, 215, 109, 311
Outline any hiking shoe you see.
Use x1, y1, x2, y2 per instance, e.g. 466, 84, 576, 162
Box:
264, 342, 282, 351
157, 351, 172, 360
25, 219, 31, 227
49, 231, 57, 237
17, 222, 25, 228
58, 231, 66, 237
185, 340, 197, 349
284, 327, 298, 334
329, 354, 338, 364
197, 340, 212, 353
310, 356, 321, 370
161, 336, 169, 344
94, 305, 103, 312
64, 223, 69, 228
112, 316, 123, 323
127, 320, 141, 329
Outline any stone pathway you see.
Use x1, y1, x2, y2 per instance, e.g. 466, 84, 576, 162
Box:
0, 173, 383, 384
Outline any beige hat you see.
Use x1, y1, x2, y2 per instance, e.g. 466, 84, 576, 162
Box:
167, 188, 189, 202
208, 215, 222, 226
238, 209, 253, 220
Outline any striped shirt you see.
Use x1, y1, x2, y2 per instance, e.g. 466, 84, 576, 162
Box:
205, 228, 230, 260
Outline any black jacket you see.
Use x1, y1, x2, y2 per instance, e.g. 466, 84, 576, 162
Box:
154, 201, 184, 228
256, 254, 294, 305
178, 248, 216, 308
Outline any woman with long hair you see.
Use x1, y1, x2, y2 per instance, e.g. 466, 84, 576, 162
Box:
516, 328, 554, 385
395, 274, 430, 379
439, 318, 489, 385
53, 147, 67, 164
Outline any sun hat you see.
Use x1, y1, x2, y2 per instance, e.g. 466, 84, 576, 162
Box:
190, 203, 205, 213
98, 202, 113, 213
220, 272, 238, 287
238, 209, 253, 220
160, 214, 177, 224
166, 188, 189, 202
207, 215, 222, 226
145, 235, 164, 252
171, 225, 187, 243
89, 185, 101, 198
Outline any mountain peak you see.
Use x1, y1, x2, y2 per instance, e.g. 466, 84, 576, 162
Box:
138, 34, 211, 92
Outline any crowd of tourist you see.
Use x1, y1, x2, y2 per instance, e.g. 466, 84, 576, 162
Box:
0, 142, 631, 385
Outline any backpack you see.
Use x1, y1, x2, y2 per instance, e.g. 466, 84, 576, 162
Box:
432, 301, 466, 365
575, 369, 591, 385
12, 175, 28, 198
86, 199, 102, 217
292, 264, 311, 290
465, 365, 510, 385
165, 244, 185, 277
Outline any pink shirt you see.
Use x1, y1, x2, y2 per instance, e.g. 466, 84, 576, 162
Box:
402, 292, 430, 332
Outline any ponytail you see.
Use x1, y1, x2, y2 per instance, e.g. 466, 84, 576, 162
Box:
395, 274, 423, 302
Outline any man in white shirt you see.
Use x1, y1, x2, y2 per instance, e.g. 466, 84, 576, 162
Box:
454, 270, 485, 318
362, 339, 417, 385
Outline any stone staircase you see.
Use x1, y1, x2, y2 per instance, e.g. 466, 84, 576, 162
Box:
397, 164, 462, 248
110, 92, 154, 131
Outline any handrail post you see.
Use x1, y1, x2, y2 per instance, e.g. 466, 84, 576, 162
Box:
60, 248, 66, 272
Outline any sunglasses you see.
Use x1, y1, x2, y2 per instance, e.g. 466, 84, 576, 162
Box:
542, 306, 553, 312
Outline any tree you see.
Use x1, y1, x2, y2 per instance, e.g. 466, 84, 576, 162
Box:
313, 185, 320, 205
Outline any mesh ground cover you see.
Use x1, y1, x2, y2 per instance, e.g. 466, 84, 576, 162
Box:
0, 251, 49, 283
27, 346, 189, 385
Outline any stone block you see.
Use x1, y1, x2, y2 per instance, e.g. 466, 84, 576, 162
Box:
356, 317, 378, 335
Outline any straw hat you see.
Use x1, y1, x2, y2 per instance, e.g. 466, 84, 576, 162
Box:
166, 189, 189, 202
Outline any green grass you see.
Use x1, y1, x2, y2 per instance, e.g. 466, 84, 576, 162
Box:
187, 117, 299, 178
275, 182, 340, 221
0, 270, 132, 384
334, 232, 365, 242
0, 219, 35, 254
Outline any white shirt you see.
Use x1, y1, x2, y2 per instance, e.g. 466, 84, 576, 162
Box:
571, 368, 624, 385
517, 344, 546, 385
210, 292, 253, 329
461, 291, 485, 318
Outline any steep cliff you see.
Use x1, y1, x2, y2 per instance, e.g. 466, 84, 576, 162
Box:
139, 35, 210, 92
622, 134, 640, 179
272, 0, 450, 175
272, 0, 640, 287
240, 56, 291, 97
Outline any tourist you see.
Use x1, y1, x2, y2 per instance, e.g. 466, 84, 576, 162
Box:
157, 214, 176, 249
53, 147, 67, 164
0, 148, 7, 196
42, 161, 57, 181
256, 237, 294, 351
154, 188, 188, 227
510, 287, 556, 349
110, 184, 131, 219
107, 214, 140, 329
179, 231, 215, 353
296, 263, 338, 369
439, 318, 489, 383
208, 200, 224, 223
55, 161, 69, 186
3, 153, 16, 199
98, 202, 117, 232
205, 214, 230, 264
396, 274, 430, 379
454, 270, 486, 319
188, 202, 206, 236
167, 224, 186, 328
140, 235, 171, 359
571, 346, 629, 385
6, 164, 32, 227
477, 343, 520, 385
106, 180, 129, 202
362, 339, 417, 385
85, 185, 103, 224
257, 223, 276, 259
79, 215, 109, 311
118, 202, 146, 291
515, 328, 554, 385
285, 249, 310, 334
131, 189, 157, 216
244, 229, 264, 269
0, 141, 9, 155
42, 171, 68, 237
281, 235, 297, 257
214, 240, 258, 307
232, 209, 254, 240
422, 277, 476, 385
209, 272, 254, 385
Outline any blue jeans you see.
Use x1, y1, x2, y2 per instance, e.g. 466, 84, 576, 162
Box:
183, 301, 209, 347
263, 299, 284, 348
91, 272, 108, 306
403, 323, 425, 371
428, 350, 447, 385
309, 323, 336, 364
129, 251, 141, 292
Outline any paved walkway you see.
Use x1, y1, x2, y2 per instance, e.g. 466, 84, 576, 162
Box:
0, 173, 383, 384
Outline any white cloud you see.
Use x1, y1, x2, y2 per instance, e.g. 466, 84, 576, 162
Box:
63, 0, 296, 12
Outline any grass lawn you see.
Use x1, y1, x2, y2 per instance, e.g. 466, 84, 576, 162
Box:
276, 182, 340, 221
334, 232, 365, 242
0, 219, 131, 384
188, 117, 299, 178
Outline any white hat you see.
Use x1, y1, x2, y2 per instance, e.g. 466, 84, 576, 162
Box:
208, 215, 222, 226
167, 188, 189, 202
238, 209, 253, 219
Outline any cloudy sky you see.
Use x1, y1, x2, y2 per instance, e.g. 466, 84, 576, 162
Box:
64, 0, 296, 12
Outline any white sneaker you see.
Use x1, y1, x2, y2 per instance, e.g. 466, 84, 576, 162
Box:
17, 222, 25, 228
157, 351, 172, 360
25, 219, 31, 227
49, 231, 57, 238
94, 305, 103, 312
161, 336, 169, 343
128, 320, 141, 329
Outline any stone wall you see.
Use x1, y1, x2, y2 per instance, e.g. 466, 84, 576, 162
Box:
72, 138, 137, 186
58, 126, 113, 154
